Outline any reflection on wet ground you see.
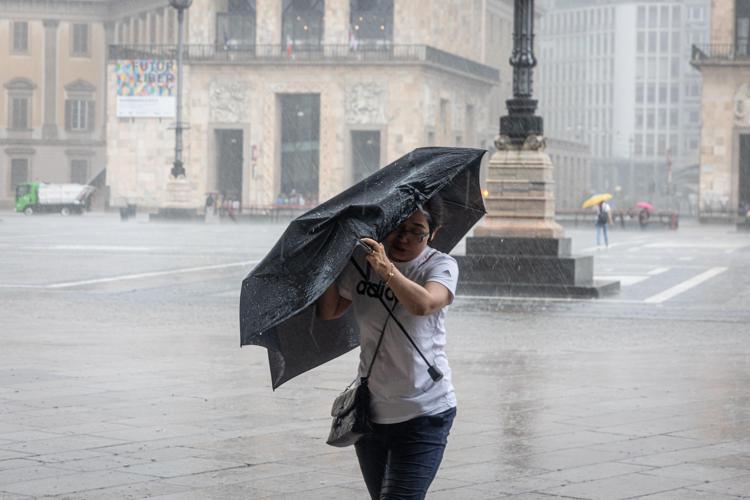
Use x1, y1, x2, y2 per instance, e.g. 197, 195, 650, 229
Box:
0, 214, 748, 498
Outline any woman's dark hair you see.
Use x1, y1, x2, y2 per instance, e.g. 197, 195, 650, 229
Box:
419, 194, 444, 234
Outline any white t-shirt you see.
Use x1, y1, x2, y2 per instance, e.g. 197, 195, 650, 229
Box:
338, 246, 458, 424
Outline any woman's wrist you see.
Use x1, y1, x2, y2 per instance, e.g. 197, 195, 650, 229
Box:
383, 262, 395, 286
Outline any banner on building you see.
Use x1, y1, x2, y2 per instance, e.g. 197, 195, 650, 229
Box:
115, 59, 176, 118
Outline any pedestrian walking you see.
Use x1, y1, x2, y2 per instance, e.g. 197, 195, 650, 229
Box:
316, 195, 458, 500
638, 208, 650, 230
596, 200, 612, 247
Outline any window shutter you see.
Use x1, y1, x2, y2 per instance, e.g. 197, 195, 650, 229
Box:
87, 100, 95, 131
65, 100, 72, 131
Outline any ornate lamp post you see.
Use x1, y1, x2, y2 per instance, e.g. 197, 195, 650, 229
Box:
169, 0, 192, 178
455, 0, 619, 298
500, 0, 543, 146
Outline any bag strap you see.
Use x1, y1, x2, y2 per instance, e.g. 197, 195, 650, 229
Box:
364, 302, 395, 379
349, 250, 443, 381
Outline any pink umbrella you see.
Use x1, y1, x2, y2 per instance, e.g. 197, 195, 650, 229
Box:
636, 201, 654, 211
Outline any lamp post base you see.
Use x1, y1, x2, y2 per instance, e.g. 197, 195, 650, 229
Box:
456, 138, 619, 298
149, 176, 202, 222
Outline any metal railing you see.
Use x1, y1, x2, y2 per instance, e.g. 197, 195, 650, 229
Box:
109, 43, 500, 81
691, 43, 750, 64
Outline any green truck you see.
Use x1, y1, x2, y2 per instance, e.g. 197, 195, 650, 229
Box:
15, 182, 95, 215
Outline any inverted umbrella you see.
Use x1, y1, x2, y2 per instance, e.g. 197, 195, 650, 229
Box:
582, 193, 613, 209
636, 201, 654, 211
240, 147, 486, 389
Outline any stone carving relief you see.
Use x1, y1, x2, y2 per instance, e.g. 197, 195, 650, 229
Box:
345, 83, 386, 125
734, 83, 750, 126
209, 80, 249, 123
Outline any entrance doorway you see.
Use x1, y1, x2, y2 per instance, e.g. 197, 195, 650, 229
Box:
215, 129, 243, 204
280, 94, 319, 204
740, 134, 750, 213
351, 130, 380, 185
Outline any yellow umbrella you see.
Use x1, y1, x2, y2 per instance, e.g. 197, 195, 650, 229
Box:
582, 193, 613, 208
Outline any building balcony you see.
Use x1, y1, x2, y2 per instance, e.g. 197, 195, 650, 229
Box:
108, 44, 500, 82
691, 43, 750, 67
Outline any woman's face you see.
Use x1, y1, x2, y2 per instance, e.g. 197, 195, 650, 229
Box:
384, 211, 431, 262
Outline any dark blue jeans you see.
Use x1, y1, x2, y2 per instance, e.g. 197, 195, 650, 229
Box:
355, 407, 456, 500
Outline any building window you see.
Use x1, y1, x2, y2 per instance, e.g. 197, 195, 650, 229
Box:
637, 6, 646, 28
439, 99, 449, 136
70, 159, 89, 184
66, 99, 94, 131
10, 97, 30, 129
738, 0, 750, 52
10, 158, 29, 193
351, 130, 381, 184
282, 0, 324, 47
6, 78, 35, 130
64, 80, 96, 132
350, 0, 393, 47
12, 21, 29, 53
71, 23, 89, 56
217, 0, 256, 47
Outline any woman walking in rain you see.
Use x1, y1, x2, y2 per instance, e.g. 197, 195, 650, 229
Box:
595, 200, 612, 247
317, 195, 458, 500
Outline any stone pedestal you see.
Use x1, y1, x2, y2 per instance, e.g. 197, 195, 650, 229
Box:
150, 177, 203, 222
475, 139, 563, 238
456, 237, 619, 298
457, 138, 619, 298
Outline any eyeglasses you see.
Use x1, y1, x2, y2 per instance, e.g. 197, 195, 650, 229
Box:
393, 226, 430, 243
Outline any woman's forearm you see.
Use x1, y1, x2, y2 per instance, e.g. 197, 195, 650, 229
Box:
383, 265, 449, 316
316, 282, 349, 319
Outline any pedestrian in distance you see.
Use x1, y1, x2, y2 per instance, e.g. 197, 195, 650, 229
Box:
317, 195, 458, 500
595, 200, 612, 247
638, 208, 650, 230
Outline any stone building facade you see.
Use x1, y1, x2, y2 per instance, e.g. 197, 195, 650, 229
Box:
0, 0, 109, 208
692, 0, 750, 220
106, 0, 512, 211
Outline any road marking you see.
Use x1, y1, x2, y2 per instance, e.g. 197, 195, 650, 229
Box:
643, 267, 728, 304
647, 267, 670, 275
580, 238, 648, 253
0, 261, 259, 290
643, 243, 745, 250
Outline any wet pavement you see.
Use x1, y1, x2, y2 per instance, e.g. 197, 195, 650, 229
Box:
0, 212, 749, 499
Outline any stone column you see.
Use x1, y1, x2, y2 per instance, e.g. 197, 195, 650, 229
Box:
42, 19, 59, 140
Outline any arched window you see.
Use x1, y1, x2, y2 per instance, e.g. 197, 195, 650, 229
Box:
349, 0, 393, 48
282, 0, 324, 48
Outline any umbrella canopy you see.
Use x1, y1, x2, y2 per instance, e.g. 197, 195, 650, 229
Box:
636, 201, 654, 211
582, 193, 613, 209
240, 147, 486, 389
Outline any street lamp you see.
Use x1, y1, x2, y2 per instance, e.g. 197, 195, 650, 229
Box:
169, 0, 192, 178
500, 0, 543, 146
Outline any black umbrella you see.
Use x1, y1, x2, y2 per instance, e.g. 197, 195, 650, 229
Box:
240, 147, 486, 389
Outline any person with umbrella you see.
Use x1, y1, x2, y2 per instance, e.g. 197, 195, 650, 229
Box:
583, 193, 613, 248
316, 194, 458, 500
